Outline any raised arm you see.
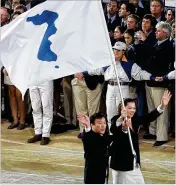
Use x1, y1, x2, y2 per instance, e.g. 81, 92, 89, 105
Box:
139, 90, 172, 124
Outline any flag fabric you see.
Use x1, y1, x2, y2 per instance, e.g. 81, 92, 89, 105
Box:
0, 0, 114, 97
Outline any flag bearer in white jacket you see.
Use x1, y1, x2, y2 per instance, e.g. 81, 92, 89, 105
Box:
87, 42, 156, 128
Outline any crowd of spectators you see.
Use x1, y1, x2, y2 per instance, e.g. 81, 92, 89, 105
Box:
1, 0, 175, 146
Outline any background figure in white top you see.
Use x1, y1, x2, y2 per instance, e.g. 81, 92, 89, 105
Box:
28, 81, 53, 145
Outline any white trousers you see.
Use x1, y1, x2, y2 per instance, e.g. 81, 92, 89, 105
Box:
106, 84, 130, 128
29, 81, 53, 137
112, 168, 145, 184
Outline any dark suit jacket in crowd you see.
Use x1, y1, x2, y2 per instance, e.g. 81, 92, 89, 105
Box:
133, 30, 157, 68
105, 13, 121, 33
84, 75, 104, 91
145, 39, 175, 87
110, 108, 162, 171
82, 130, 112, 184
104, 13, 121, 45
135, 6, 145, 20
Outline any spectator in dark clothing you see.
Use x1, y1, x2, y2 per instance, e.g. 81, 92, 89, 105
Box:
150, 0, 165, 23
141, 0, 150, 14
110, 91, 171, 184
133, 14, 158, 67
143, 22, 175, 146
124, 29, 135, 60
132, 14, 158, 124
127, 14, 140, 31
112, 26, 125, 45
105, 0, 121, 45
78, 112, 112, 184
119, 2, 135, 30
129, 0, 145, 19
165, 9, 175, 25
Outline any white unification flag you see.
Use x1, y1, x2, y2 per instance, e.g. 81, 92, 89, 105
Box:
0, 0, 114, 97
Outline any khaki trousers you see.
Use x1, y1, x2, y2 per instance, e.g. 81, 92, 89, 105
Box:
72, 78, 102, 132
62, 77, 77, 126
145, 85, 169, 141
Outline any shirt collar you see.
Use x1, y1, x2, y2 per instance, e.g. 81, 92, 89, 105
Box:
157, 38, 168, 45
122, 18, 127, 25
156, 16, 161, 23
146, 30, 153, 37
108, 14, 116, 23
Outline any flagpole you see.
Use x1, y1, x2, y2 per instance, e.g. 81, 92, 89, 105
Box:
111, 59, 137, 170
97, 0, 136, 176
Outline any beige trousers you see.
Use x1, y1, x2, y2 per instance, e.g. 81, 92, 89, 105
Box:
72, 78, 102, 132
62, 77, 77, 126
145, 85, 169, 141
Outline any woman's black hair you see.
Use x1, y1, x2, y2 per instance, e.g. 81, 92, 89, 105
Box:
117, 98, 137, 115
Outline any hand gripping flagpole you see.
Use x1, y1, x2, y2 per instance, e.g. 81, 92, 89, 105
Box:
111, 59, 137, 170
98, 0, 136, 181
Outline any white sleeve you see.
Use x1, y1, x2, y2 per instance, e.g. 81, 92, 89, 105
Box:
85, 127, 91, 132
167, 70, 175, 80
116, 117, 122, 127
116, 117, 128, 134
88, 68, 105, 76
157, 104, 164, 113
131, 63, 151, 81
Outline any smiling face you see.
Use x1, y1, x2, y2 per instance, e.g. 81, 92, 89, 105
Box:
125, 102, 136, 118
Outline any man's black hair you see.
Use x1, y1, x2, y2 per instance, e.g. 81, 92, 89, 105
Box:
143, 14, 157, 28
90, 112, 107, 125
121, 2, 135, 14
118, 98, 137, 115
